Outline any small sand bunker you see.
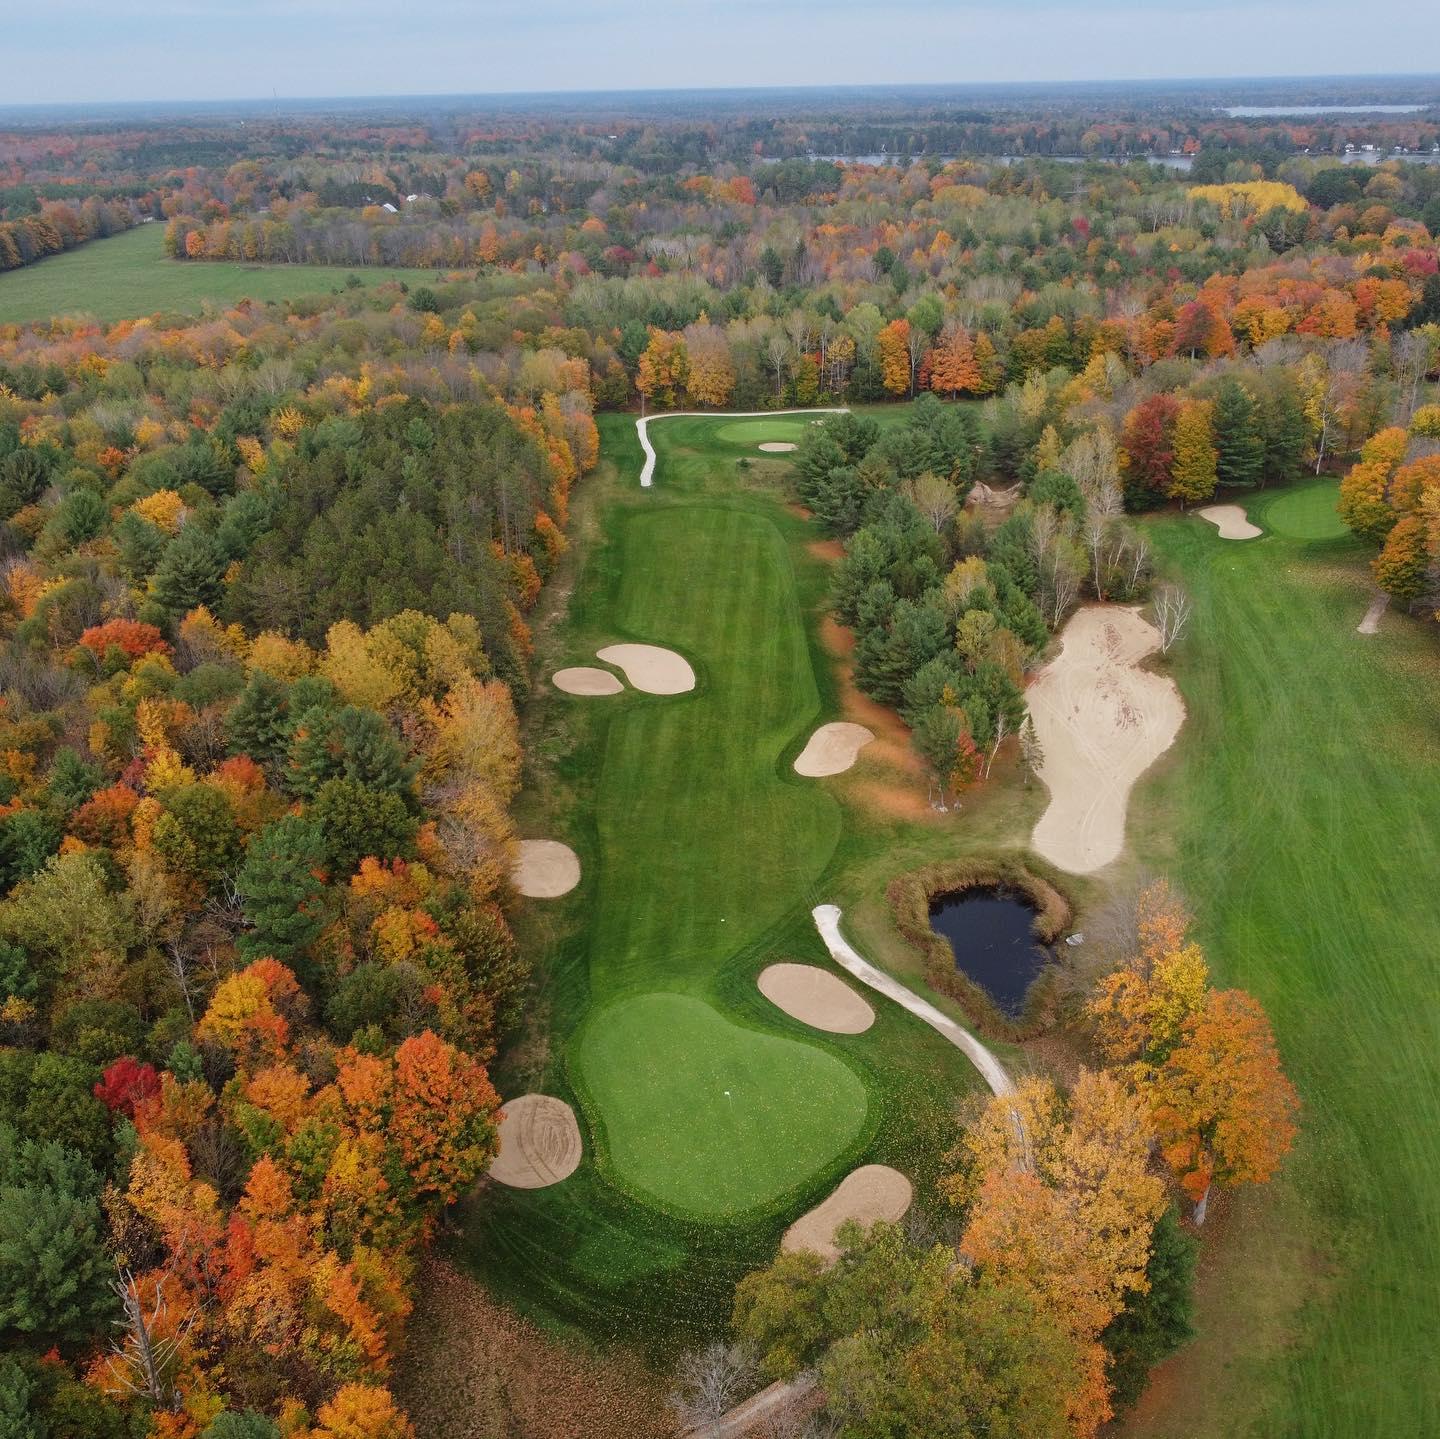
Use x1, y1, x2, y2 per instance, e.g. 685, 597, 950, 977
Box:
595, 643, 695, 695
794, 722, 875, 778
488, 1094, 582, 1189
1358, 593, 1389, 635
758, 441, 798, 453
758, 963, 875, 1034
1196, 504, 1262, 540
783, 1165, 913, 1262
553, 666, 624, 696
1027, 606, 1185, 875
512, 840, 581, 898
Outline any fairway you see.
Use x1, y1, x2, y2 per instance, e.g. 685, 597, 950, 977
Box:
0, 224, 439, 325
578, 993, 868, 1216
1133, 480, 1440, 1437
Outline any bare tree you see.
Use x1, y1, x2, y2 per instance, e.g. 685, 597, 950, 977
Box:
106, 1266, 197, 1409
1152, 584, 1193, 654
901, 472, 957, 534
983, 710, 1010, 780
765, 333, 793, 401
669, 1342, 758, 1431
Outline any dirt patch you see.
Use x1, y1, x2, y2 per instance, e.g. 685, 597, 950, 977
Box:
794, 722, 875, 777
807, 537, 845, 563
1196, 504, 1262, 540
966, 481, 1021, 511
553, 666, 624, 696
758, 963, 875, 1034
1358, 592, 1389, 634
395, 1256, 676, 1439
782, 1165, 913, 1262
759, 441, 798, 452
512, 840, 581, 898
488, 1094, 583, 1189
1027, 606, 1185, 875
595, 643, 696, 695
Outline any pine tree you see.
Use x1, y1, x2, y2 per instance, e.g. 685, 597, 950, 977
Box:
237, 816, 331, 963
151, 524, 226, 616
1212, 379, 1264, 489
1260, 384, 1310, 487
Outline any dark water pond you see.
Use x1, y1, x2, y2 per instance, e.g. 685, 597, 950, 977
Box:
929, 888, 1052, 1017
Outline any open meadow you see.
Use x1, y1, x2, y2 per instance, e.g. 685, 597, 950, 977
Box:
0, 223, 439, 324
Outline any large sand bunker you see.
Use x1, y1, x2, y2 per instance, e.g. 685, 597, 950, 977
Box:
553, 666, 624, 695
758, 963, 875, 1034
595, 643, 695, 695
512, 840, 581, 898
783, 1165, 913, 1262
1197, 504, 1262, 540
758, 441, 798, 453
487, 1094, 582, 1189
793, 722, 875, 778
1027, 606, 1185, 875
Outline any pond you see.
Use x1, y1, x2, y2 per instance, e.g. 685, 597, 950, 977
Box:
929, 888, 1053, 1017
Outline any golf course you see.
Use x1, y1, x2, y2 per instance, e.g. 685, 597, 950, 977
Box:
458, 413, 1440, 1437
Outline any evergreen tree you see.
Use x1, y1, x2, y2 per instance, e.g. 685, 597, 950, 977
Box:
236, 816, 330, 964
1260, 385, 1311, 487
1101, 1207, 1198, 1408
151, 524, 225, 616
1211, 379, 1264, 489
287, 706, 417, 803
311, 779, 416, 876
226, 671, 292, 768
0, 1126, 115, 1344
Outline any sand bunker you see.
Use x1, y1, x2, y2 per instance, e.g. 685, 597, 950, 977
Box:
512, 840, 581, 898
783, 1165, 913, 1262
1027, 606, 1185, 875
758, 963, 875, 1034
758, 441, 798, 453
595, 643, 695, 695
794, 722, 875, 778
553, 666, 624, 696
1196, 504, 1262, 540
488, 1094, 582, 1189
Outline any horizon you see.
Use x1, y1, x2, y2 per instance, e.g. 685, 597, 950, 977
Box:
9, 0, 1440, 109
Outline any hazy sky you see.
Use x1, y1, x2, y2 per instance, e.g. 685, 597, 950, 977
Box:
10, 0, 1440, 106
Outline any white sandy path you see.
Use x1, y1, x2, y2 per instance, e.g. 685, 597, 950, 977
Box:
1027, 606, 1185, 876
793, 721, 875, 777
1358, 592, 1389, 634
512, 840, 581, 898
783, 1165, 913, 1262
487, 1094, 582, 1189
595, 643, 695, 694
636, 408, 849, 487
1197, 503, 1262, 540
758, 441, 798, 452
758, 963, 875, 1034
552, 665, 624, 695
812, 904, 1015, 1097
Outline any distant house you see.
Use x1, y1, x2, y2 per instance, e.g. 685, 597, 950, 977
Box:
381, 202, 398, 214
404, 194, 419, 203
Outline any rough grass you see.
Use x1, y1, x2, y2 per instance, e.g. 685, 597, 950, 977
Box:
0, 224, 438, 325
1125, 479, 1440, 1437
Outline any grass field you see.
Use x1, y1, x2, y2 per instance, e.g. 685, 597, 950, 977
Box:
454, 410, 999, 1346
1127, 481, 1440, 1437
0, 224, 439, 325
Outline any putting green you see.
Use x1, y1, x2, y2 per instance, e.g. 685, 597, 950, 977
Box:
713, 417, 814, 446
1261, 481, 1348, 540
578, 993, 868, 1217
